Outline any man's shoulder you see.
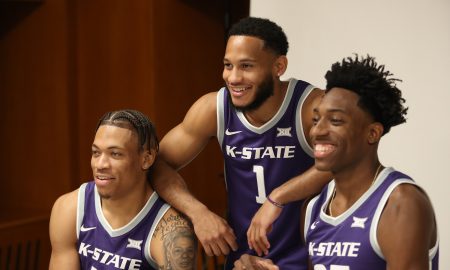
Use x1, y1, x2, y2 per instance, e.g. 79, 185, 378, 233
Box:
52, 188, 80, 213
157, 207, 194, 234
150, 207, 196, 268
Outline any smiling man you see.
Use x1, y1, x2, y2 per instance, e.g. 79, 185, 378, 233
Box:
150, 17, 331, 269
233, 55, 439, 270
304, 55, 439, 269
49, 109, 197, 270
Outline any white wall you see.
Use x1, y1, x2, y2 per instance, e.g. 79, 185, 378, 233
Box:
251, 0, 449, 267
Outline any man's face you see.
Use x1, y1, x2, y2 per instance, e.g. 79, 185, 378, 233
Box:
91, 125, 146, 199
310, 88, 374, 172
167, 236, 196, 270
222, 35, 277, 112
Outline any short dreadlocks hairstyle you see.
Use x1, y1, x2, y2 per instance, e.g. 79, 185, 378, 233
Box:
325, 55, 408, 135
95, 109, 159, 152
228, 17, 289, 56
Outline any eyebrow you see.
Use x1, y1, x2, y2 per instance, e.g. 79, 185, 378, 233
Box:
91, 144, 124, 150
223, 58, 257, 63
313, 108, 348, 114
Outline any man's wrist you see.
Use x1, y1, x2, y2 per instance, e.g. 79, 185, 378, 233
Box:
187, 202, 209, 223
266, 196, 284, 208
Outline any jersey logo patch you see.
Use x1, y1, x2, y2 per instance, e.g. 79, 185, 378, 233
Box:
351, 216, 368, 229
126, 238, 143, 250
80, 224, 96, 232
225, 128, 242, 135
276, 127, 292, 137
310, 221, 319, 230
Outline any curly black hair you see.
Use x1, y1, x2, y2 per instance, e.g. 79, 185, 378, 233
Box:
96, 109, 159, 153
228, 17, 289, 56
325, 54, 408, 135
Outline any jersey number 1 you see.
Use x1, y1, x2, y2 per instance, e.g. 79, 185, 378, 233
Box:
253, 165, 267, 204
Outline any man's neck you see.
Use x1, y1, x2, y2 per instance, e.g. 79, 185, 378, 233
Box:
244, 80, 289, 127
101, 182, 153, 229
332, 160, 381, 211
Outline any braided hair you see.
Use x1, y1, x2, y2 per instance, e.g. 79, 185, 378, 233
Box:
95, 109, 159, 153
325, 54, 408, 135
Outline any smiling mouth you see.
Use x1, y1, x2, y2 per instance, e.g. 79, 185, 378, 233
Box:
314, 144, 336, 158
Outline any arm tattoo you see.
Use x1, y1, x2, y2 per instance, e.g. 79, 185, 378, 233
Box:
156, 212, 197, 270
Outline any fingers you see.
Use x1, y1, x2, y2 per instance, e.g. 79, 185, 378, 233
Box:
200, 232, 230, 256
224, 227, 238, 252
247, 200, 283, 256
248, 225, 270, 256
257, 259, 279, 270
194, 214, 237, 256
234, 254, 277, 270
233, 254, 251, 270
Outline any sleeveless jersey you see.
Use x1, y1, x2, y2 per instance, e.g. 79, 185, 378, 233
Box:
76, 182, 171, 270
304, 167, 439, 269
217, 79, 316, 269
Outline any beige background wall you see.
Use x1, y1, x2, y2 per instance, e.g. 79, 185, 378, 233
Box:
251, 0, 449, 267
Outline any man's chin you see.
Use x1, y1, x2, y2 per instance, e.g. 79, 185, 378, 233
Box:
313, 162, 332, 172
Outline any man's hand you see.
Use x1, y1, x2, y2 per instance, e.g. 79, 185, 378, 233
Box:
246, 200, 282, 256
191, 207, 238, 256
233, 254, 279, 270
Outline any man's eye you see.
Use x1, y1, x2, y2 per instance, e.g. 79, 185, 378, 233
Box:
241, 63, 252, 69
111, 152, 122, 157
224, 63, 232, 69
91, 150, 100, 156
331, 118, 344, 125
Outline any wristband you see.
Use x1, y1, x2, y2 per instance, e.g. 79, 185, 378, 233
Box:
267, 196, 284, 208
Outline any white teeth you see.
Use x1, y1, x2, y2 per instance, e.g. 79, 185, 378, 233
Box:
233, 87, 247, 92
315, 144, 333, 152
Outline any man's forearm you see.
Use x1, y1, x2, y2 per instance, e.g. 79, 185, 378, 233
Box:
269, 167, 332, 205
150, 158, 208, 221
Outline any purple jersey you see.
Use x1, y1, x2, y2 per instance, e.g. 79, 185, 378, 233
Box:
217, 79, 316, 269
304, 167, 439, 269
76, 182, 170, 270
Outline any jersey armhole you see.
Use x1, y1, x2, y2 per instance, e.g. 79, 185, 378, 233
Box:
216, 88, 225, 148
144, 203, 171, 268
369, 179, 416, 259
304, 195, 320, 241
76, 182, 88, 239
295, 84, 316, 157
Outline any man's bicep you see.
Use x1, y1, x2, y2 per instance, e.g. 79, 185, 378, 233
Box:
159, 92, 218, 170
49, 192, 80, 269
378, 184, 435, 269
152, 208, 197, 270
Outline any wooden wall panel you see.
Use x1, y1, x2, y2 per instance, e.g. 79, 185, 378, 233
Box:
0, 0, 73, 217
0, 0, 248, 268
73, 0, 156, 184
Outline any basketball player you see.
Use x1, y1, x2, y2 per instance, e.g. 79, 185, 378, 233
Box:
150, 17, 331, 269
233, 55, 439, 269
49, 110, 197, 270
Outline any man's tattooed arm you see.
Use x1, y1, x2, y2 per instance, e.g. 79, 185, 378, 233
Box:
153, 209, 197, 270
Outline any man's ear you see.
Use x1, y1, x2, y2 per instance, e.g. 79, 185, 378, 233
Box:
367, 122, 384, 144
274, 55, 288, 77
142, 149, 156, 170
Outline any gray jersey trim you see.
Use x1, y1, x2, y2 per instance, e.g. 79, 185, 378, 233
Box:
370, 180, 440, 266
217, 89, 225, 148
235, 78, 297, 134
295, 84, 316, 157
144, 203, 171, 268
304, 195, 320, 241
76, 183, 88, 239
94, 187, 159, 237
318, 167, 394, 226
